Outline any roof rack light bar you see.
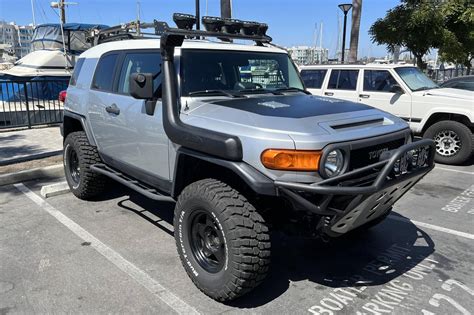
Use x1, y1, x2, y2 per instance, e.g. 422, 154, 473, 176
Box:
91, 14, 272, 46
173, 13, 196, 30
155, 16, 272, 47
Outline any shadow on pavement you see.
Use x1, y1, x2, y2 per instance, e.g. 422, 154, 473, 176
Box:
230, 212, 435, 308
91, 183, 436, 309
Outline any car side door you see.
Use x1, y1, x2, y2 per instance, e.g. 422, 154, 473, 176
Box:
87, 52, 140, 165
322, 69, 360, 102
359, 69, 412, 120
113, 50, 170, 182
300, 68, 328, 95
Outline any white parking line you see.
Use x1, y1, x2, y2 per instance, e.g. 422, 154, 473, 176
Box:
14, 183, 199, 315
388, 215, 474, 240
435, 166, 474, 175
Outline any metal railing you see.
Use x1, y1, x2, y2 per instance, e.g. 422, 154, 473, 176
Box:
0, 78, 69, 129
425, 68, 473, 83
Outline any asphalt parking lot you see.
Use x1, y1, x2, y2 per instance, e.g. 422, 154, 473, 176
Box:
1, 163, 473, 314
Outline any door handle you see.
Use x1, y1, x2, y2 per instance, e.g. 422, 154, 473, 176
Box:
105, 104, 120, 115
324, 92, 334, 96
359, 94, 370, 99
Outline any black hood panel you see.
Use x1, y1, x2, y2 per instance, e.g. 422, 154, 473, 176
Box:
210, 94, 372, 118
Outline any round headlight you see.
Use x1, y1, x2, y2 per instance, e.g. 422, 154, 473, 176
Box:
323, 149, 345, 177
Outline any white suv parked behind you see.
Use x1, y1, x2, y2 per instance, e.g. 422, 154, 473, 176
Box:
300, 64, 473, 164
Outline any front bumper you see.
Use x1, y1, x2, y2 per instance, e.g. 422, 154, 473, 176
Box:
275, 139, 435, 236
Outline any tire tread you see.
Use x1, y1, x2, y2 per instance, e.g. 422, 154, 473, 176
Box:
174, 178, 270, 301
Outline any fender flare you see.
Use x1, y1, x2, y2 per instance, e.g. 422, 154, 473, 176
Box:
62, 110, 97, 146
171, 147, 276, 198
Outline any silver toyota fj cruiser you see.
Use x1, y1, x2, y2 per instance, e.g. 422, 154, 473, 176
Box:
61, 14, 435, 302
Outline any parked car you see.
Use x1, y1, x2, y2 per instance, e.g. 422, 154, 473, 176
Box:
62, 15, 435, 302
440, 75, 474, 92
300, 65, 474, 164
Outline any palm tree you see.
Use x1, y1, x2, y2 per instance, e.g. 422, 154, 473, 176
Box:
349, 0, 362, 63
220, 0, 232, 18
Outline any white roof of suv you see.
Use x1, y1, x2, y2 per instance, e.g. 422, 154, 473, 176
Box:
80, 38, 287, 59
299, 64, 416, 70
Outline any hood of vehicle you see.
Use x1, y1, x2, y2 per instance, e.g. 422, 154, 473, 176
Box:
183, 94, 403, 137
422, 87, 474, 100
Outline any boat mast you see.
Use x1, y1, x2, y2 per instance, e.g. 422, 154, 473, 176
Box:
60, 0, 66, 24
136, 0, 141, 36
30, 0, 36, 26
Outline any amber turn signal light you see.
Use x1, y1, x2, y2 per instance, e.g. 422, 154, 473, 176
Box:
261, 149, 321, 171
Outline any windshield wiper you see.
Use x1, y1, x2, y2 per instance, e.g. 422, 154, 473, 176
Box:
188, 90, 246, 98
274, 87, 311, 95
238, 88, 283, 95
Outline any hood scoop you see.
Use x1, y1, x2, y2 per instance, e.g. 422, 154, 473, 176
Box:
320, 115, 391, 133
331, 117, 385, 130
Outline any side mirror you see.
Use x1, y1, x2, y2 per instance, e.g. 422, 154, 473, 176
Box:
129, 73, 154, 100
390, 83, 404, 94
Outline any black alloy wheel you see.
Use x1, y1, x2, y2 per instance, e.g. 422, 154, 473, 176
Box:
189, 210, 226, 273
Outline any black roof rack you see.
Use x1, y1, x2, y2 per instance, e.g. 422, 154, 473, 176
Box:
91, 15, 272, 47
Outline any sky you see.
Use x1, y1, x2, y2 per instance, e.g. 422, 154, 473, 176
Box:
0, 0, 402, 58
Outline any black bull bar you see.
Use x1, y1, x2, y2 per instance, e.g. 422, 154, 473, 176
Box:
275, 140, 435, 236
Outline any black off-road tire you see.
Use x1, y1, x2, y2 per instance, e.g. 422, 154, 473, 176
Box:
63, 131, 106, 200
174, 179, 270, 302
423, 121, 473, 165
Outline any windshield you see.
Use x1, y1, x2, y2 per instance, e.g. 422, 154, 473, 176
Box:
180, 49, 304, 96
31, 26, 93, 54
395, 67, 438, 92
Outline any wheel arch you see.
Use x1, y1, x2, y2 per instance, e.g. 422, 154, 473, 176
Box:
422, 112, 473, 134
62, 111, 97, 146
171, 148, 276, 199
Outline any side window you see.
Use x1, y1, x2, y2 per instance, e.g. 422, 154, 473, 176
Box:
328, 70, 359, 90
300, 69, 327, 89
69, 58, 85, 86
117, 52, 162, 96
364, 70, 398, 92
91, 54, 118, 91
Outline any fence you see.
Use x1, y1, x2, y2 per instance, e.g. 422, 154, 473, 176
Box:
0, 78, 69, 129
425, 68, 473, 83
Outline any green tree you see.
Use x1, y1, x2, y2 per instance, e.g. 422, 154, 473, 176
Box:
369, 0, 444, 68
438, 0, 474, 71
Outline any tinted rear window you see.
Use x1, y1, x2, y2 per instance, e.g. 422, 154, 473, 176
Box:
92, 54, 118, 91
300, 69, 327, 89
328, 70, 359, 90
69, 58, 85, 86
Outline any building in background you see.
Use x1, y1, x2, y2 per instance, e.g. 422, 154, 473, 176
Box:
287, 46, 329, 65
0, 21, 34, 61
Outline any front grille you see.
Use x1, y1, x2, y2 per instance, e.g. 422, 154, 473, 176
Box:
349, 138, 405, 170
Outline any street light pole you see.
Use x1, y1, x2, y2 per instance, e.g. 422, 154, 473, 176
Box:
338, 3, 352, 64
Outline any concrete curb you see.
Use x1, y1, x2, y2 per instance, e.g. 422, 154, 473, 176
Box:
0, 150, 63, 167
0, 164, 64, 186
40, 181, 70, 198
